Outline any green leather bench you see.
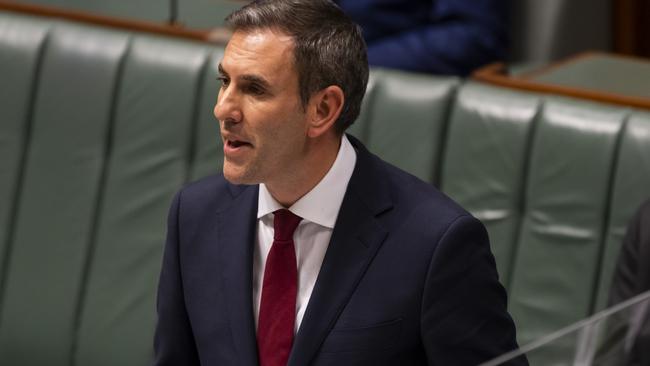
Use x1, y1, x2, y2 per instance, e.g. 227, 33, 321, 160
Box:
6, 0, 244, 26
1, 10, 649, 366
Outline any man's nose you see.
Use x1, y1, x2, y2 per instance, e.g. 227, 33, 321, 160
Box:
214, 87, 243, 124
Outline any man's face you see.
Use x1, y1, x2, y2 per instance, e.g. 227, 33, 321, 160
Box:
214, 29, 309, 186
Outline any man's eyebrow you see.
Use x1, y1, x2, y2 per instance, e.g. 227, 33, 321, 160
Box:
240, 74, 271, 89
217, 63, 271, 90
217, 63, 228, 76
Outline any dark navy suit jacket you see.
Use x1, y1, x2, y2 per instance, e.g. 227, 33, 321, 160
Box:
153, 136, 526, 365
335, 0, 508, 75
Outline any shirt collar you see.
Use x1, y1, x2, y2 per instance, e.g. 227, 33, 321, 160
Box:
257, 134, 357, 229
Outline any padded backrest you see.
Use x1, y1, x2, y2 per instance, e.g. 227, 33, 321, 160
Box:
0, 20, 130, 365
594, 112, 650, 310
0, 13, 50, 303
441, 82, 540, 287
12, 0, 237, 25
507, 98, 627, 344
11, 0, 169, 22
190, 48, 224, 181
177, 0, 241, 29
442, 83, 650, 346
361, 68, 459, 184
73, 36, 209, 366
65, 0, 169, 22
346, 69, 379, 142
0, 11, 222, 365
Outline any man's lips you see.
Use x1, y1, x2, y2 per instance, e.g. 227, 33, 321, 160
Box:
226, 139, 252, 148
224, 138, 253, 156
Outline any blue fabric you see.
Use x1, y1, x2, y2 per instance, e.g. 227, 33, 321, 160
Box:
336, 0, 508, 76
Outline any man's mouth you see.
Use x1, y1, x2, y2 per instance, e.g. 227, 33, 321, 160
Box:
226, 139, 252, 148
224, 138, 254, 158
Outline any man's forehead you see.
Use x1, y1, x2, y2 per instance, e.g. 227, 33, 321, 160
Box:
218, 30, 296, 88
219, 28, 299, 91
221, 29, 295, 69
233, 28, 294, 47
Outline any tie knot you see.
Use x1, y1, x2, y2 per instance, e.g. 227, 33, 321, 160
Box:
273, 209, 302, 242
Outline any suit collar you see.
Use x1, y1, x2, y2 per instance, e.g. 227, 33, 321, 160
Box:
344, 134, 393, 216
216, 183, 260, 366
226, 180, 250, 199
288, 134, 393, 365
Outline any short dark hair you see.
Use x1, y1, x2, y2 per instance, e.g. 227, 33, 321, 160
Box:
225, 0, 369, 133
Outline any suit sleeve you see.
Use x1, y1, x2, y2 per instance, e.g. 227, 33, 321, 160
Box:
420, 215, 527, 365
153, 190, 200, 365
366, 0, 508, 76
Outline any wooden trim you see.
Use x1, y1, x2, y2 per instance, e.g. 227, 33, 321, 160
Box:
583, 51, 650, 65
472, 61, 650, 110
513, 52, 600, 80
515, 52, 650, 80
0, 0, 212, 42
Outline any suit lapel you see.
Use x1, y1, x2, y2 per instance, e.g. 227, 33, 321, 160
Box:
288, 136, 392, 366
216, 184, 260, 366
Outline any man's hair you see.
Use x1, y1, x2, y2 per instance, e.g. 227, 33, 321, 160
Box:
225, 0, 369, 133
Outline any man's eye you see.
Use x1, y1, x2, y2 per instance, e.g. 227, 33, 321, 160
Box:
217, 76, 229, 87
246, 84, 265, 96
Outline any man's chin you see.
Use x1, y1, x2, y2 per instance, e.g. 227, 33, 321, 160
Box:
223, 165, 258, 186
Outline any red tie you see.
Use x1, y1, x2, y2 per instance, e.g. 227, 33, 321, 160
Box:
257, 209, 302, 366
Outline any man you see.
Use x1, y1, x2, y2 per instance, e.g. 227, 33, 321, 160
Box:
153, 1, 525, 365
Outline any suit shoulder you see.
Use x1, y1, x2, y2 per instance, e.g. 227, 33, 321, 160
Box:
179, 174, 230, 202
380, 159, 469, 222
175, 174, 256, 215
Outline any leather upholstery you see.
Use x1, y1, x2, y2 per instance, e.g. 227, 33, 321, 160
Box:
11, 0, 169, 22
441, 82, 540, 287
0, 13, 50, 293
345, 68, 379, 141
190, 49, 225, 181
73, 36, 209, 366
0, 18, 129, 364
595, 112, 650, 310
0, 10, 649, 365
362, 69, 458, 183
176, 0, 242, 28
507, 99, 627, 344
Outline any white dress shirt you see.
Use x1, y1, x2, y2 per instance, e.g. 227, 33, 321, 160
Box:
253, 135, 357, 334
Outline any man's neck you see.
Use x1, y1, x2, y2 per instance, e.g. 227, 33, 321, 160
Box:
265, 134, 342, 207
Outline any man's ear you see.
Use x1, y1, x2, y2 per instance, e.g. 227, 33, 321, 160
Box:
307, 85, 344, 138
